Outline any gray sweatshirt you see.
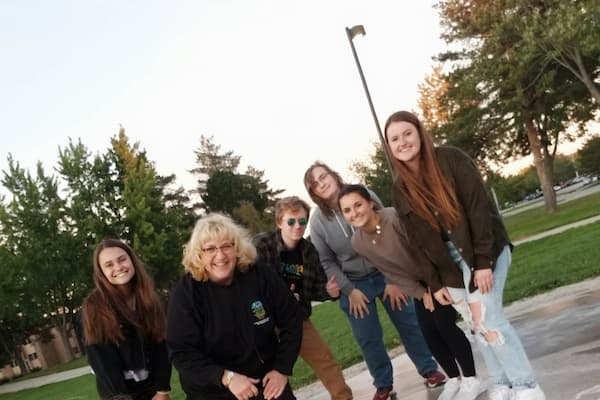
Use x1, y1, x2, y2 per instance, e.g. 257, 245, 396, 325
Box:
309, 189, 383, 296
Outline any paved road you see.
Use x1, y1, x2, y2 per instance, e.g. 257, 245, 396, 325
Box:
502, 182, 600, 217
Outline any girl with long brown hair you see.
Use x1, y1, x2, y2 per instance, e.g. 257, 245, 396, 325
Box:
81, 239, 171, 400
384, 110, 545, 400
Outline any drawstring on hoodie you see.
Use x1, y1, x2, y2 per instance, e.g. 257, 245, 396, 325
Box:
333, 210, 355, 238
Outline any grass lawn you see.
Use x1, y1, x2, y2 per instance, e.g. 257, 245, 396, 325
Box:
504, 221, 600, 303
8, 357, 89, 383
503, 191, 600, 241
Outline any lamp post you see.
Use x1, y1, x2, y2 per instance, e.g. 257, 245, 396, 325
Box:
345, 25, 394, 176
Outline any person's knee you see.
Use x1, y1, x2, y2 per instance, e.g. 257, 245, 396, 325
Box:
474, 305, 507, 347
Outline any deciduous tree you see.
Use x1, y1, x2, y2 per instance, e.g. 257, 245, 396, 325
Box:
435, 0, 599, 212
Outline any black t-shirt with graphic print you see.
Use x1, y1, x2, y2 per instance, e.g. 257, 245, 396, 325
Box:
280, 247, 304, 295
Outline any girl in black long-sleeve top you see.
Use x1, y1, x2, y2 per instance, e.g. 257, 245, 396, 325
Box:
81, 239, 171, 400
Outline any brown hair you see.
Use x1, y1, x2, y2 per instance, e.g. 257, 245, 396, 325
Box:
182, 213, 256, 282
383, 111, 460, 230
274, 196, 311, 225
303, 161, 345, 218
82, 239, 166, 344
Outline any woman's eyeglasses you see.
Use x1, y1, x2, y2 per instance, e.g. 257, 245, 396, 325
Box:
287, 217, 308, 227
201, 242, 234, 256
311, 172, 330, 189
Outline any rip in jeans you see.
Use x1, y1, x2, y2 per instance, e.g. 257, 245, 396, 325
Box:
450, 293, 505, 347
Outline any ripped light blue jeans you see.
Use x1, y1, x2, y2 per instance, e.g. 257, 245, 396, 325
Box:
445, 242, 538, 389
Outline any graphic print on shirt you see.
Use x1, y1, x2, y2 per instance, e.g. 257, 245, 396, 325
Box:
280, 248, 304, 293
283, 263, 304, 279
251, 300, 270, 326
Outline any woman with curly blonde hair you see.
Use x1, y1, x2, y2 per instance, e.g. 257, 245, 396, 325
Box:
167, 213, 303, 400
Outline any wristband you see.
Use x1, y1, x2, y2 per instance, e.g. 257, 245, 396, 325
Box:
156, 391, 169, 395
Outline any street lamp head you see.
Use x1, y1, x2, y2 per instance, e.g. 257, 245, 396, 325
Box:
347, 25, 366, 40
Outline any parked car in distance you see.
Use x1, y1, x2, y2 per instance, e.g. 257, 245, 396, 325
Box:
524, 190, 543, 201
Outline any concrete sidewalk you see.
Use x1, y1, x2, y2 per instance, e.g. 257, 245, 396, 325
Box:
512, 215, 600, 246
0, 366, 92, 395
296, 276, 600, 400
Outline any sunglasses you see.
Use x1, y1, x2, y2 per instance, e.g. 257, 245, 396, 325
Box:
287, 217, 308, 227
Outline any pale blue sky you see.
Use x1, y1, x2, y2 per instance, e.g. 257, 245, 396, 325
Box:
1, 1, 473, 201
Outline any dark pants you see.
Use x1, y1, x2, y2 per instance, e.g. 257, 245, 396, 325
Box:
120, 377, 157, 400
414, 297, 476, 378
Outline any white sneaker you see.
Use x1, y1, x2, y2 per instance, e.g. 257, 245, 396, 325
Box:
438, 377, 461, 400
511, 385, 546, 400
488, 385, 511, 400
454, 376, 484, 400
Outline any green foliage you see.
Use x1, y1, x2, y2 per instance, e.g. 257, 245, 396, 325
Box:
434, 0, 600, 212
349, 142, 393, 206
485, 154, 579, 207
192, 136, 283, 225
231, 201, 274, 235
521, 0, 600, 103
0, 156, 87, 362
552, 154, 578, 184
577, 136, 600, 176
109, 129, 195, 287
0, 127, 196, 365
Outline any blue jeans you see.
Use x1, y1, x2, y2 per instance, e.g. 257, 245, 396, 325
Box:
446, 243, 538, 389
339, 271, 438, 388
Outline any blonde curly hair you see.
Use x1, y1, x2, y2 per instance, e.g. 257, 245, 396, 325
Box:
182, 213, 257, 282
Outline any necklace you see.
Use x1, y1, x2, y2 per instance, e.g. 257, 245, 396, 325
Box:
371, 224, 382, 244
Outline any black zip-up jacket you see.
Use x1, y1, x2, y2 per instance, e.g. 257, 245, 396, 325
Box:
166, 262, 303, 399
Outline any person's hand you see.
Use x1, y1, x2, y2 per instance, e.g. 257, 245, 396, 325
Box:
227, 372, 260, 400
422, 287, 435, 312
326, 275, 340, 298
348, 288, 370, 319
434, 287, 453, 305
474, 268, 493, 293
289, 283, 300, 301
262, 369, 288, 400
152, 393, 170, 400
382, 283, 409, 310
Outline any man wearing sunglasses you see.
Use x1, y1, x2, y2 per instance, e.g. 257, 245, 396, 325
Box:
254, 196, 353, 400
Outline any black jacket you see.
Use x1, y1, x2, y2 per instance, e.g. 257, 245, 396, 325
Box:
166, 262, 303, 399
80, 313, 172, 400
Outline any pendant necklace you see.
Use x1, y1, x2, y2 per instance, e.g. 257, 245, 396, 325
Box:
371, 224, 382, 244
